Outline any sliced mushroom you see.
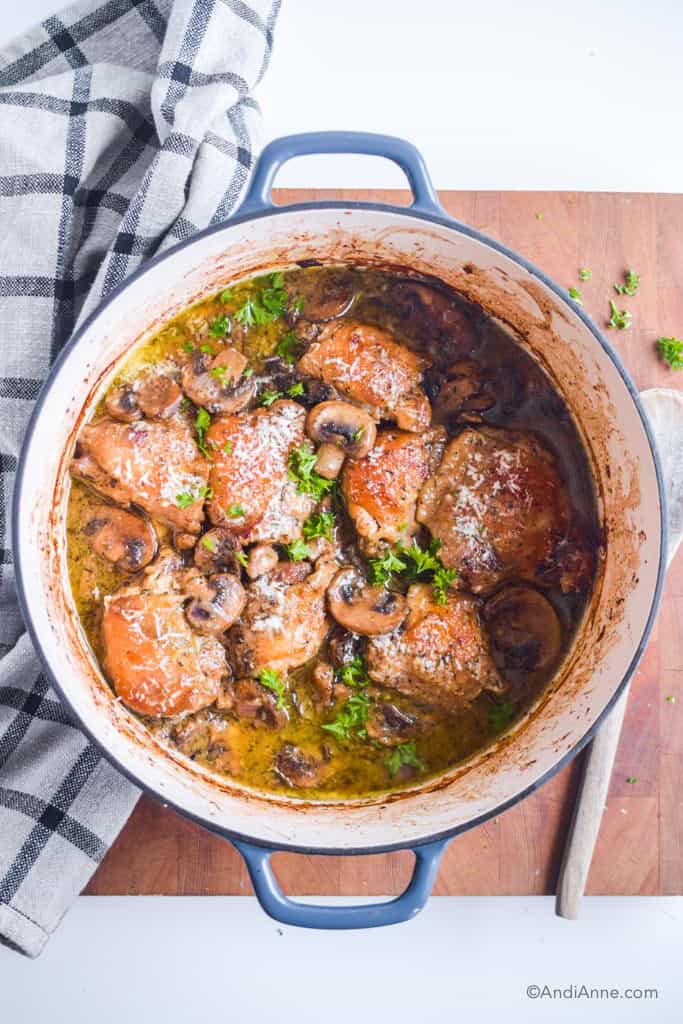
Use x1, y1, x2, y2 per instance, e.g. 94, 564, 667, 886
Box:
194, 527, 238, 573
82, 504, 157, 572
104, 385, 141, 422
274, 743, 330, 788
483, 585, 562, 672
135, 375, 182, 419
181, 347, 255, 415
184, 572, 246, 636
306, 401, 376, 459
246, 543, 279, 579
314, 442, 345, 480
327, 567, 407, 636
365, 702, 417, 747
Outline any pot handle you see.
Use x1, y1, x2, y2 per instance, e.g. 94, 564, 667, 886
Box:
232, 836, 449, 930
237, 131, 444, 218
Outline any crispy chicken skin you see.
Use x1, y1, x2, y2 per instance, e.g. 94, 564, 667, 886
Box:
297, 320, 431, 431
366, 584, 504, 711
342, 427, 446, 553
229, 558, 338, 677
205, 399, 314, 544
417, 426, 573, 594
102, 551, 227, 717
72, 417, 208, 534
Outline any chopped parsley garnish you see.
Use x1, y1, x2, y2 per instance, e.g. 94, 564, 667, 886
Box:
175, 485, 213, 508
607, 300, 632, 330
369, 548, 407, 586
235, 551, 248, 568
288, 381, 305, 397
368, 538, 456, 603
488, 700, 516, 733
182, 341, 194, 354
223, 440, 233, 454
568, 287, 582, 306
293, 296, 305, 314
227, 504, 245, 518
208, 315, 230, 338
335, 656, 369, 689
579, 268, 591, 281
201, 535, 216, 552
281, 538, 312, 561
219, 288, 233, 303
194, 406, 211, 457
303, 511, 335, 542
259, 389, 283, 407
275, 331, 299, 364
234, 272, 290, 328
322, 690, 370, 742
385, 741, 424, 776
666, 695, 676, 704
614, 269, 640, 297
288, 442, 336, 501
209, 364, 231, 383
535, 211, 543, 221
626, 775, 637, 785
244, 367, 254, 378
200, 343, 215, 354
180, 396, 191, 412
657, 336, 683, 370
258, 668, 287, 711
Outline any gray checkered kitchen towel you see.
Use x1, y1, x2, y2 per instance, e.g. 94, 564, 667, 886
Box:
0, 0, 280, 958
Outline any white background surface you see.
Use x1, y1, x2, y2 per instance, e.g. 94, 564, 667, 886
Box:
2, 896, 683, 1022
3, 0, 682, 191
1, 1, 681, 1018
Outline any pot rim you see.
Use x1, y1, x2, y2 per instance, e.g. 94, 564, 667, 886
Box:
12, 197, 668, 856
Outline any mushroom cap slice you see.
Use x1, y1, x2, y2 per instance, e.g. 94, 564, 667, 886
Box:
135, 375, 182, 419
181, 347, 255, 415
184, 572, 247, 636
104, 385, 141, 422
327, 567, 407, 636
289, 271, 357, 323
483, 584, 562, 672
82, 504, 157, 572
306, 400, 376, 459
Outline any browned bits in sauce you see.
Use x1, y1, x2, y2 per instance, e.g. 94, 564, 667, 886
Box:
66, 266, 599, 798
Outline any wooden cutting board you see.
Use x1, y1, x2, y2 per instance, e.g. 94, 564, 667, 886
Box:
86, 188, 683, 898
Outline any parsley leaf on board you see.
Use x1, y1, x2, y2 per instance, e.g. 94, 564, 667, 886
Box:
657, 336, 683, 370
614, 269, 640, 297
607, 300, 632, 330
579, 268, 591, 281
568, 287, 583, 305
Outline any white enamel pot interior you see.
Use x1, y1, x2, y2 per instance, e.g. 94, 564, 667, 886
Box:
14, 134, 665, 867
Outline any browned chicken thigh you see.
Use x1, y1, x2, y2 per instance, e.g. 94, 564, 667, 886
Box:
297, 320, 431, 431
229, 558, 338, 677
72, 417, 208, 534
102, 551, 227, 718
205, 399, 314, 544
417, 426, 574, 593
342, 427, 446, 553
366, 584, 504, 711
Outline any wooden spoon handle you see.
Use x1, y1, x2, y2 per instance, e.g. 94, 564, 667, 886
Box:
555, 684, 630, 919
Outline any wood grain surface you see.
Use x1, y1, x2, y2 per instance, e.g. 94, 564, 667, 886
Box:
86, 188, 683, 898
